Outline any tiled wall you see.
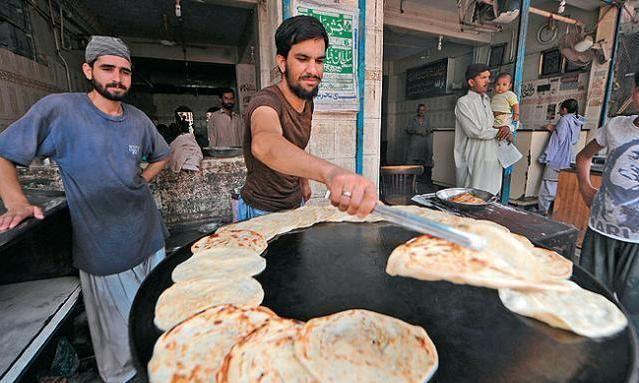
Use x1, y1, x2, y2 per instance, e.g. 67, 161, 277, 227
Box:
305, 0, 384, 197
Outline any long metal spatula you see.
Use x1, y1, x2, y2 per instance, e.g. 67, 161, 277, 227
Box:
373, 203, 486, 251
324, 191, 485, 251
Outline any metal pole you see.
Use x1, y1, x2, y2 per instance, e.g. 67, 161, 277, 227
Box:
356, 0, 366, 174
282, 0, 292, 20
500, 0, 531, 204
599, 6, 622, 129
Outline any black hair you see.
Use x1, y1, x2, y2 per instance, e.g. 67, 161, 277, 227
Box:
175, 105, 192, 114
417, 104, 426, 112
219, 88, 235, 97
275, 15, 329, 58
560, 99, 579, 115
465, 63, 491, 82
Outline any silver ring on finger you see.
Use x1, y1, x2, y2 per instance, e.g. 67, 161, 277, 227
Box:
341, 191, 352, 198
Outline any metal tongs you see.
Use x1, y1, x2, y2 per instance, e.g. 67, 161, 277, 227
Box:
374, 203, 486, 251
324, 191, 486, 251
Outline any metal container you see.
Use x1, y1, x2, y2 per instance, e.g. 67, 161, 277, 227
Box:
435, 187, 496, 211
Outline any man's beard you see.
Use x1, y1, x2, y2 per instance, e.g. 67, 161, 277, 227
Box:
92, 78, 129, 101
222, 102, 234, 110
285, 67, 321, 101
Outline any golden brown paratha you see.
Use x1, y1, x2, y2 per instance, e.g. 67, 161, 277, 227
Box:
217, 318, 317, 383
148, 305, 276, 383
294, 309, 438, 383
386, 235, 570, 291
191, 229, 267, 255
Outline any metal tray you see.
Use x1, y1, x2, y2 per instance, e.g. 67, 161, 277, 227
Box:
436, 187, 496, 210
202, 146, 242, 158
130, 222, 637, 382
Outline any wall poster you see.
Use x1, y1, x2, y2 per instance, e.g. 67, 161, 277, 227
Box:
296, 2, 359, 112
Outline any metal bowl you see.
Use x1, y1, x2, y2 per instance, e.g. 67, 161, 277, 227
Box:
436, 187, 496, 210
202, 146, 242, 158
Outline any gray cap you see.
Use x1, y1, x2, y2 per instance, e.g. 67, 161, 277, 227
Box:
85, 36, 131, 63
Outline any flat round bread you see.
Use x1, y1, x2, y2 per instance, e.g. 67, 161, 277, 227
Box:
499, 281, 628, 338
529, 247, 573, 279
191, 229, 267, 255
171, 250, 266, 283
154, 277, 264, 331
148, 305, 276, 383
217, 319, 317, 383
386, 235, 570, 291
294, 309, 438, 383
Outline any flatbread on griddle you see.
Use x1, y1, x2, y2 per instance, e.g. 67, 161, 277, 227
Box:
154, 277, 264, 331
217, 319, 317, 383
191, 229, 267, 255
499, 281, 627, 338
171, 249, 266, 283
294, 309, 438, 383
386, 235, 570, 291
148, 305, 276, 383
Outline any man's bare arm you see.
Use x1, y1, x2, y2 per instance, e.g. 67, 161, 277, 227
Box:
141, 157, 169, 182
250, 106, 376, 216
576, 140, 604, 207
0, 157, 44, 231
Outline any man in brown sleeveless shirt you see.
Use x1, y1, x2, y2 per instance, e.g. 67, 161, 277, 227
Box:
239, 15, 376, 219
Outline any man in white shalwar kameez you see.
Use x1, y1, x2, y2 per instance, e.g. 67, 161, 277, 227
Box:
454, 63, 513, 195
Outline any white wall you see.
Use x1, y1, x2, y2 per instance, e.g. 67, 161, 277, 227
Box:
384, 42, 474, 164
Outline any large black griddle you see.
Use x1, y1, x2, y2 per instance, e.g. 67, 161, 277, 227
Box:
130, 222, 638, 382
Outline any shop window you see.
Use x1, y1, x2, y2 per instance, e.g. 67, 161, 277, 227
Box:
609, 28, 639, 117
489, 44, 506, 68
539, 48, 563, 77
0, 0, 36, 60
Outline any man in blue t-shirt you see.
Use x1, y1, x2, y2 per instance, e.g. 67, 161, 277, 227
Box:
0, 36, 170, 382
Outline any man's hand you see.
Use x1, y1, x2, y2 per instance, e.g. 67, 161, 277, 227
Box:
300, 178, 312, 202
544, 124, 555, 132
325, 168, 377, 217
579, 184, 598, 207
0, 203, 44, 232
496, 126, 512, 141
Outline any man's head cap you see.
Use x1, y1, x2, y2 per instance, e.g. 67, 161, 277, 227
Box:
85, 36, 131, 63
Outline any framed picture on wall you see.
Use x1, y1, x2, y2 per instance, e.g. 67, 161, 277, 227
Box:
489, 44, 506, 68
539, 48, 563, 76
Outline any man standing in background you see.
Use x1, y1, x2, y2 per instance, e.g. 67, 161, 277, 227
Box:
454, 63, 512, 195
405, 103, 433, 183
207, 88, 243, 147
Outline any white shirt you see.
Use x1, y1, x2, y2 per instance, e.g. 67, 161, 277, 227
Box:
454, 90, 501, 195
589, 116, 639, 243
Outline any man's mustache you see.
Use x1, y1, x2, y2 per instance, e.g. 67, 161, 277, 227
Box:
300, 75, 321, 81
106, 82, 127, 90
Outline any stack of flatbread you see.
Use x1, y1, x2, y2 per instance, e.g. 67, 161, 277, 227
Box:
384, 205, 628, 338
154, 229, 268, 331
149, 305, 438, 383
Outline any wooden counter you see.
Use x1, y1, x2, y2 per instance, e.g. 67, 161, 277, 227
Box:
552, 168, 602, 246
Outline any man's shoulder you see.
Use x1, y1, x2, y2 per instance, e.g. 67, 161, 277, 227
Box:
123, 103, 152, 123
246, 85, 282, 114
33, 92, 83, 112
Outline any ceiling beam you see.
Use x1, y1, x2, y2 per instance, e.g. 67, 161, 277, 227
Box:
384, 7, 492, 45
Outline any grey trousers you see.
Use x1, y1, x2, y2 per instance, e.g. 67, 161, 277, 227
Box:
538, 166, 559, 215
580, 229, 639, 331
79, 248, 166, 382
